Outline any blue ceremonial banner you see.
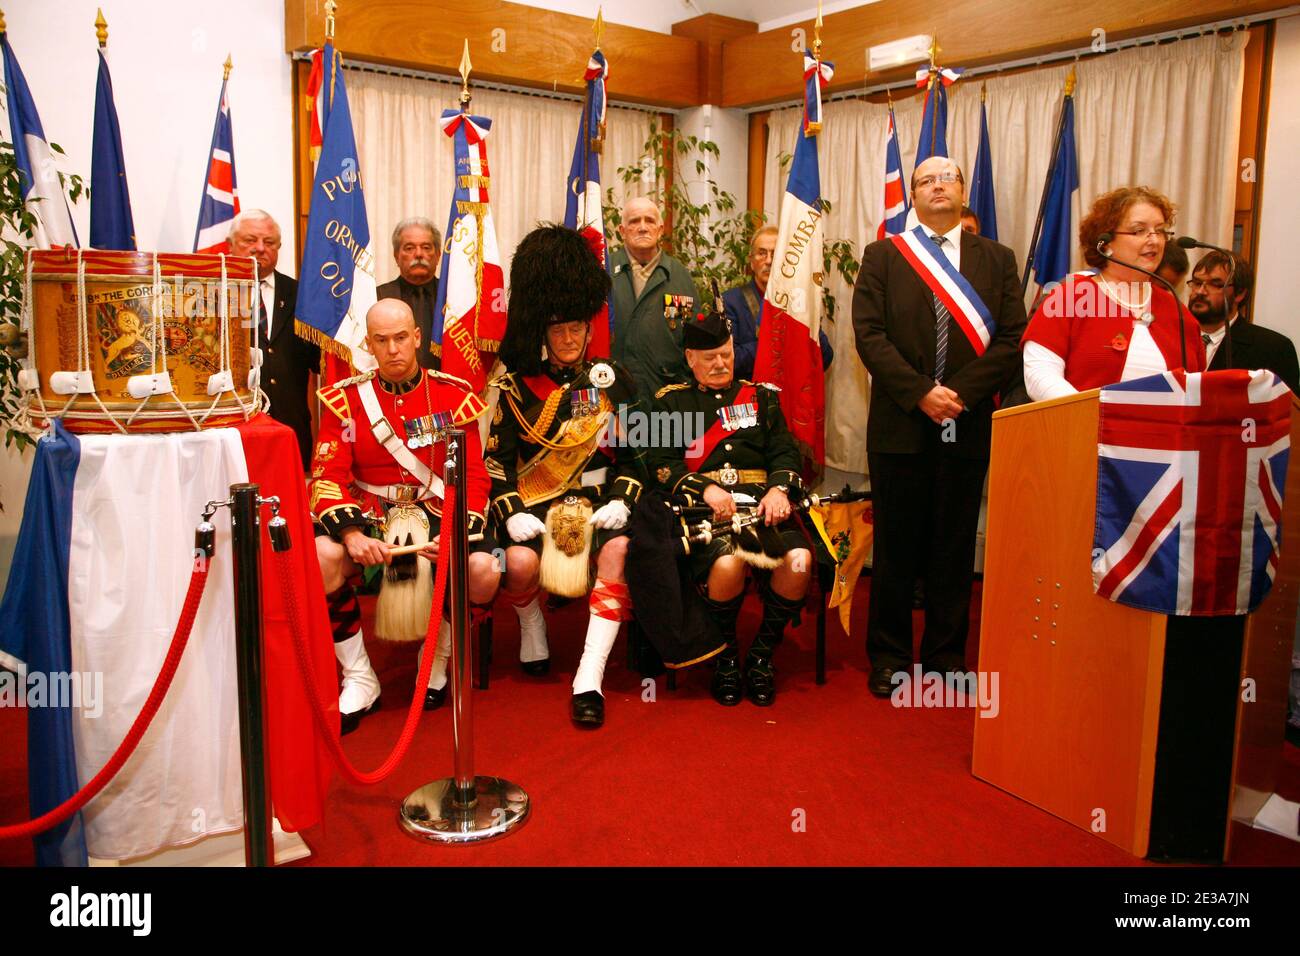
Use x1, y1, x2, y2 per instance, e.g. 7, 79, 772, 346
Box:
1033, 94, 1078, 287
89, 48, 135, 250
1, 30, 77, 247
969, 99, 998, 241
293, 42, 376, 371
564, 48, 611, 357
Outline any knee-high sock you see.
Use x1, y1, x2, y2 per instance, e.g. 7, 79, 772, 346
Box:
702, 592, 745, 664
751, 585, 803, 660
418, 619, 454, 691
327, 584, 361, 643
573, 579, 630, 696
505, 586, 548, 663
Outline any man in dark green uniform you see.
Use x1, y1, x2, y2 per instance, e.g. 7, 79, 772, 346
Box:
645, 307, 812, 707
487, 225, 647, 727
609, 197, 701, 396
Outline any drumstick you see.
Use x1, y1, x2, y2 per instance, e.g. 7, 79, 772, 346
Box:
385, 541, 437, 558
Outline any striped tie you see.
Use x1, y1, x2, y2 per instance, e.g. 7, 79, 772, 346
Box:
931, 234, 949, 382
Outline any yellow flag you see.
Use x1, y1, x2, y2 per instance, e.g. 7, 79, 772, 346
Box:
808, 501, 874, 634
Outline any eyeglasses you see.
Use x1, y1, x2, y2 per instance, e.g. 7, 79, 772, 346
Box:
914, 172, 963, 189
1187, 278, 1228, 292
1112, 227, 1174, 241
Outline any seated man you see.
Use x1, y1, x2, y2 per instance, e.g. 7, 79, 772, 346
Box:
723, 225, 833, 381
645, 304, 812, 707
311, 299, 501, 734
487, 225, 646, 728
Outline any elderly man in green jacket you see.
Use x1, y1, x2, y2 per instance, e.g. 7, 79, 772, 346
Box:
609, 196, 702, 396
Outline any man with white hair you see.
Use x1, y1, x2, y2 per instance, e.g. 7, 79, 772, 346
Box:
376, 217, 442, 369
229, 209, 320, 468
852, 156, 1026, 698
609, 196, 701, 395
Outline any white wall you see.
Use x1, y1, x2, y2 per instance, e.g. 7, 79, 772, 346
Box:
1255, 13, 1300, 343
675, 104, 749, 221
2, 0, 297, 268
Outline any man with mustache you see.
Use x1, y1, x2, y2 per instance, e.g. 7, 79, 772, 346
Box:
1188, 250, 1298, 394
377, 217, 443, 370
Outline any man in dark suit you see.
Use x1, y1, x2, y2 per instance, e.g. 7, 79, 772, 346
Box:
722, 224, 832, 380
375, 217, 441, 370
852, 156, 1027, 697
229, 210, 320, 469
1188, 250, 1299, 394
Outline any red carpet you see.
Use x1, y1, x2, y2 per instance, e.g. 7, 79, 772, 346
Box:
3, 579, 1300, 867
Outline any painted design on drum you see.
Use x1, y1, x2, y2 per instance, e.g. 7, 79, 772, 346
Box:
95, 299, 156, 377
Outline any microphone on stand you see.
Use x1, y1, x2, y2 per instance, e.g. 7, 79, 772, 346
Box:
1177, 235, 1236, 371
1094, 233, 1191, 371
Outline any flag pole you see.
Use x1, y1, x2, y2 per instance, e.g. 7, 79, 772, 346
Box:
927, 34, 940, 154
1021, 65, 1075, 296
223, 53, 233, 82
458, 39, 472, 110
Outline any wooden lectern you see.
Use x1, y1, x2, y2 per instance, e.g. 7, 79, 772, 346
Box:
972, 389, 1300, 861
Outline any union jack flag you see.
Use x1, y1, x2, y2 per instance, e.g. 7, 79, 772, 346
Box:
1092, 369, 1292, 616
876, 103, 908, 240
192, 77, 239, 254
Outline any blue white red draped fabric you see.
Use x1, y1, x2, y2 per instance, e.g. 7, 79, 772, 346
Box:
913, 66, 962, 168
753, 49, 832, 466
192, 78, 240, 254
889, 225, 995, 355
293, 41, 376, 376
0, 417, 336, 865
1, 31, 78, 248
915, 65, 963, 87
564, 48, 611, 357
801, 50, 833, 134
89, 47, 135, 250
1093, 369, 1292, 616
876, 103, 909, 240
432, 108, 507, 392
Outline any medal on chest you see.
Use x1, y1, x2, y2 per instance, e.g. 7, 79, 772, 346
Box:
570, 387, 601, 418
405, 410, 453, 448
719, 401, 758, 431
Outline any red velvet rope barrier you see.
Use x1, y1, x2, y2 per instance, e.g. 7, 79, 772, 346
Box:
275, 485, 454, 786
0, 561, 211, 840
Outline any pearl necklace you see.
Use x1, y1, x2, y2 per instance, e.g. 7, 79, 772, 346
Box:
1097, 275, 1154, 324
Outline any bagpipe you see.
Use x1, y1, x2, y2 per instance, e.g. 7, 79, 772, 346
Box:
667, 486, 872, 568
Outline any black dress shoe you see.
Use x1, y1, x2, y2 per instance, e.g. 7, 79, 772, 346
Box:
340, 695, 381, 736
424, 685, 449, 711
570, 690, 605, 726
711, 663, 743, 706
520, 658, 550, 677
868, 667, 899, 698
744, 661, 776, 706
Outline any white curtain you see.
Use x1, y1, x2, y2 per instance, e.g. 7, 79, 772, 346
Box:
347, 67, 656, 286
765, 33, 1249, 475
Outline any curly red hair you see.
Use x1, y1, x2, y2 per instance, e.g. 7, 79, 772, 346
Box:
1079, 186, 1176, 269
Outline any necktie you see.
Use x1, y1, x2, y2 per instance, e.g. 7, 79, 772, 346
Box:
930, 234, 950, 382
1202, 333, 1212, 347
254, 285, 270, 343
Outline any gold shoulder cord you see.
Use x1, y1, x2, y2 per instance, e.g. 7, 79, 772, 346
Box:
508, 387, 612, 452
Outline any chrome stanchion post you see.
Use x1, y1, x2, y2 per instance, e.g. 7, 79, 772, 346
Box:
228, 482, 272, 867
400, 429, 529, 844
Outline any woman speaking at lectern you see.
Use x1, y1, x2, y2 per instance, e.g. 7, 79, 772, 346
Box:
1020, 186, 1204, 401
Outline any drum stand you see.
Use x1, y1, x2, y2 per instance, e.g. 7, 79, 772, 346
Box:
399, 429, 530, 843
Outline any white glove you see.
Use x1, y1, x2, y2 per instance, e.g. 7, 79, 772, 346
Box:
506, 512, 547, 543
588, 499, 631, 531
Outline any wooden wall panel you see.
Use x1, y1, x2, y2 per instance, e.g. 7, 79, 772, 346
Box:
672, 14, 757, 106
284, 0, 701, 108
720, 0, 1299, 107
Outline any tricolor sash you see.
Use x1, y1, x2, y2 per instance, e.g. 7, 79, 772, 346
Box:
890, 225, 995, 355
685, 385, 758, 470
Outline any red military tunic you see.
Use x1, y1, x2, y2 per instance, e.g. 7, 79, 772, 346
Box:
309, 367, 490, 538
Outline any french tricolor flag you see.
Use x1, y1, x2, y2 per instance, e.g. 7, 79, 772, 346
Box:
752, 49, 833, 467
564, 49, 611, 357
0, 419, 336, 866
193, 75, 240, 255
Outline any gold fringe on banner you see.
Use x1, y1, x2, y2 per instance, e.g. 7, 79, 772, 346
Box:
296, 318, 356, 371
457, 175, 491, 190
456, 201, 488, 217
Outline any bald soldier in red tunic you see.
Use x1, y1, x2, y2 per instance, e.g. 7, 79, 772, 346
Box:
311, 299, 500, 733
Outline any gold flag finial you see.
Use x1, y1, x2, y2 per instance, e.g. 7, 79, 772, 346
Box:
0, 9, 8, 34
459, 39, 472, 106
95, 8, 108, 47
928, 34, 940, 68
813, 1, 823, 56
1065, 64, 1077, 96
223, 54, 233, 80
325, 0, 337, 40
594, 7, 604, 50
980, 80, 986, 103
